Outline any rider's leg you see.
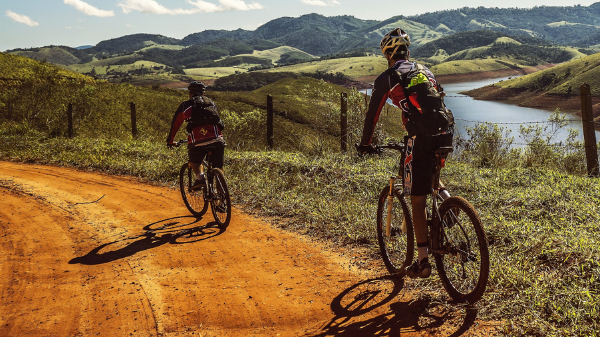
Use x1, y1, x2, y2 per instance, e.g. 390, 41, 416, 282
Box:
188, 147, 207, 185
411, 194, 429, 263
209, 141, 225, 169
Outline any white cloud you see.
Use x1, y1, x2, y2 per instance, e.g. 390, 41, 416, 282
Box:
5, 10, 39, 26
118, 0, 263, 14
300, 0, 339, 6
64, 0, 115, 17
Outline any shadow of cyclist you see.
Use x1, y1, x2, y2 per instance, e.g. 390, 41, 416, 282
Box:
308, 275, 479, 336
69, 215, 224, 265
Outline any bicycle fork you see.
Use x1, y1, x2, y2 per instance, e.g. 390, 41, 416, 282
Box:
386, 177, 406, 237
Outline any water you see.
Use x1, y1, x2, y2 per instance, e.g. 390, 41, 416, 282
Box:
443, 77, 600, 144
363, 77, 600, 144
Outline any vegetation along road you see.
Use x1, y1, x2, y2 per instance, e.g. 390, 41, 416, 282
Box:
0, 161, 501, 336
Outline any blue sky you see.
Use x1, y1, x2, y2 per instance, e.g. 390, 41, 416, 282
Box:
1, 0, 599, 51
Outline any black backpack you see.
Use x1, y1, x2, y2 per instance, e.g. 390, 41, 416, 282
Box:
389, 62, 454, 137
186, 96, 223, 132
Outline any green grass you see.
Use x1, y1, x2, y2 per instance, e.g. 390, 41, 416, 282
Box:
430, 58, 528, 75
185, 67, 248, 79
262, 55, 389, 80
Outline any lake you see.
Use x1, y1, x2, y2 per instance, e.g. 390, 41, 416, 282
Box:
363, 77, 600, 144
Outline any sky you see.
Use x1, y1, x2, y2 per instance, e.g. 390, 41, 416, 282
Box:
1, 0, 599, 52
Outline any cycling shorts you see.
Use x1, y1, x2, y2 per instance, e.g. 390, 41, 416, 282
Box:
188, 139, 225, 169
403, 131, 453, 196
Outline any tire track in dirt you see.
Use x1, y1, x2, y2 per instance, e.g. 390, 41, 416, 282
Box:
0, 161, 500, 336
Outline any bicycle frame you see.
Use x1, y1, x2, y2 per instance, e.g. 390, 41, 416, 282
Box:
378, 141, 453, 254
429, 147, 453, 255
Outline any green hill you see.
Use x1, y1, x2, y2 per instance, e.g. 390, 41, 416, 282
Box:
494, 52, 600, 95
9, 4, 600, 87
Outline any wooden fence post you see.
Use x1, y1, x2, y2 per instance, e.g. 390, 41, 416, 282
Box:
130, 102, 137, 138
267, 95, 274, 149
67, 103, 73, 138
341, 92, 348, 152
580, 83, 599, 177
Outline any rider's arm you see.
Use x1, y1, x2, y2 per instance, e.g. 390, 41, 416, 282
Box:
166, 102, 188, 145
360, 73, 391, 146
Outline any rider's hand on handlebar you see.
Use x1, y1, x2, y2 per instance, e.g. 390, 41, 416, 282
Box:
356, 143, 379, 155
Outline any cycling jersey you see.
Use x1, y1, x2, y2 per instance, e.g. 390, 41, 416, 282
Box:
360, 59, 450, 196
360, 60, 439, 145
167, 97, 223, 147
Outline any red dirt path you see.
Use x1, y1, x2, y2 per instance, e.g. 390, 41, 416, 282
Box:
0, 161, 499, 336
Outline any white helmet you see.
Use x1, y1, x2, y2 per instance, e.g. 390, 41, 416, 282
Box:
380, 28, 411, 56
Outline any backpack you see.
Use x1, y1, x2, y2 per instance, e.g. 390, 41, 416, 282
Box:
186, 96, 223, 132
389, 62, 454, 137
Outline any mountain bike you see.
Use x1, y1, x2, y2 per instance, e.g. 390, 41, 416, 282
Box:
174, 140, 231, 228
373, 139, 489, 303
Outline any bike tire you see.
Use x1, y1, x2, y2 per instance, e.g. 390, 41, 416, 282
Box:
434, 196, 489, 303
179, 163, 208, 217
376, 186, 414, 277
209, 168, 231, 228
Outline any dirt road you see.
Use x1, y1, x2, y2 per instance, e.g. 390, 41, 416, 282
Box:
0, 161, 497, 336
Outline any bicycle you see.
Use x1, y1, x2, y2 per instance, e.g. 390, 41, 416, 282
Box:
373, 139, 489, 304
174, 139, 231, 228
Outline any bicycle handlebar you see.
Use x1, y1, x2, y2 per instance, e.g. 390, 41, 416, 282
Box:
171, 139, 187, 148
375, 142, 405, 152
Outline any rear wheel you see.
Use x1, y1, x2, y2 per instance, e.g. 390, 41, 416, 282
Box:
434, 196, 489, 303
376, 186, 414, 277
209, 168, 231, 228
179, 163, 208, 217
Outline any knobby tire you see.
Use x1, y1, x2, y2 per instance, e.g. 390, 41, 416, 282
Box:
209, 168, 231, 228
376, 186, 414, 277
179, 163, 208, 217
434, 196, 489, 303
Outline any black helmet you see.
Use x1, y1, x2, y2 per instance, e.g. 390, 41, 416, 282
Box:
380, 28, 411, 56
188, 81, 206, 94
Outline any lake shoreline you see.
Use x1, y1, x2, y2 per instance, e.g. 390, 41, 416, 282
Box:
463, 85, 600, 129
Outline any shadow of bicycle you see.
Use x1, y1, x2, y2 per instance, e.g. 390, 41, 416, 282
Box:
69, 215, 224, 265
308, 275, 479, 336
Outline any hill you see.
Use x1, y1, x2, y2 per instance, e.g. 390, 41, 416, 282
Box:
7, 4, 600, 87
409, 3, 600, 45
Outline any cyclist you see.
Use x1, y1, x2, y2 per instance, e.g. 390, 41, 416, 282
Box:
167, 81, 225, 190
357, 28, 453, 279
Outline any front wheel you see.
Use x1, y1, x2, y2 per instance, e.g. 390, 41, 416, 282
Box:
179, 163, 208, 217
376, 185, 414, 277
434, 196, 489, 303
209, 168, 231, 228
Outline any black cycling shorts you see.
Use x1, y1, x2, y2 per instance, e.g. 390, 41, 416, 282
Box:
188, 140, 225, 169
403, 131, 453, 196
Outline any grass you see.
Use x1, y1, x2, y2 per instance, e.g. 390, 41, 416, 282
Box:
262, 55, 389, 80
430, 58, 527, 75
185, 67, 248, 79
1, 125, 599, 336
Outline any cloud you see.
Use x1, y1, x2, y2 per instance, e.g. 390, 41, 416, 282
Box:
118, 0, 263, 14
64, 0, 115, 17
300, 0, 339, 6
5, 10, 39, 26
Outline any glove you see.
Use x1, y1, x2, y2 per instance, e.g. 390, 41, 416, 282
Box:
356, 143, 379, 155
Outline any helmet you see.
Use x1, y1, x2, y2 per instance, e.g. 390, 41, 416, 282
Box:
380, 28, 411, 56
188, 81, 206, 94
